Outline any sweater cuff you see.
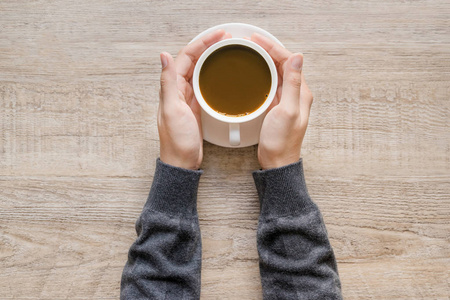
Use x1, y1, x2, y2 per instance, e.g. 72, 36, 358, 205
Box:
252, 159, 315, 217
146, 158, 203, 216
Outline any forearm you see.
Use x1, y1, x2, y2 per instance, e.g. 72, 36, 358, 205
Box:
253, 160, 342, 300
120, 159, 203, 300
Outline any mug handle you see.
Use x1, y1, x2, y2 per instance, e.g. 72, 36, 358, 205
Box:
229, 123, 240, 146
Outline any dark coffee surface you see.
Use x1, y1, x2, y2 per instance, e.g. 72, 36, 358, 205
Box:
199, 45, 271, 116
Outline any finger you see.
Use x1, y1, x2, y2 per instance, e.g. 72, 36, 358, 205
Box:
275, 71, 283, 100
175, 29, 226, 80
251, 33, 291, 73
189, 96, 202, 127
300, 75, 313, 127
280, 53, 303, 110
266, 95, 280, 113
184, 77, 195, 106
159, 52, 178, 104
224, 32, 233, 39
177, 75, 191, 101
299, 74, 313, 111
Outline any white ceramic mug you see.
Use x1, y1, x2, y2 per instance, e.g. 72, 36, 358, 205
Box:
193, 38, 278, 147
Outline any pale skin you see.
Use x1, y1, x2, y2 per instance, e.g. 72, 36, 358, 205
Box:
158, 30, 313, 170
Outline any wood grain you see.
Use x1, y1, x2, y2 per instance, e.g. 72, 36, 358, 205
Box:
1, 0, 449, 299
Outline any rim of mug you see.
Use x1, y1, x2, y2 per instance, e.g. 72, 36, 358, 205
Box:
193, 38, 278, 124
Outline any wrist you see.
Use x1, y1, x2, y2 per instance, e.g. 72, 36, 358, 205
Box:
160, 153, 201, 170
259, 152, 301, 170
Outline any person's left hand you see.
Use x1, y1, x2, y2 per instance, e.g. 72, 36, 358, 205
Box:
158, 30, 230, 170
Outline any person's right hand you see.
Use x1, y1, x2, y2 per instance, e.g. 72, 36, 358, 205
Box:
251, 34, 314, 170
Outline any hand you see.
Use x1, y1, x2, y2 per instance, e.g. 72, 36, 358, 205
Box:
251, 33, 314, 169
158, 30, 230, 170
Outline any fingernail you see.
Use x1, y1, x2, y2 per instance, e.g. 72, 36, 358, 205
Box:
160, 53, 168, 69
291, 54, 303, 70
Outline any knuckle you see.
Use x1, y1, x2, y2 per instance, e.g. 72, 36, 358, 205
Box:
160, 76, 169, 88
165, 104, 184, 119
287, 72, 302, 89
279, 106, 299, 120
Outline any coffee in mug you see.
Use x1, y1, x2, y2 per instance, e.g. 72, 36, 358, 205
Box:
199, 45, 272, 117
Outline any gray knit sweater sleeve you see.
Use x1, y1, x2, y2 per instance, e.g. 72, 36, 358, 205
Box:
120, 158, 341, 299
120, 158, 203, 300
253, 159, 342, 300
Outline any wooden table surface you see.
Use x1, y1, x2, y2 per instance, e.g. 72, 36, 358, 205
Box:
1, 1, 449, 299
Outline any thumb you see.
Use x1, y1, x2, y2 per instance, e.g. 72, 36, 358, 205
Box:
159, 52, 178, 102
280, 53, 303, 110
